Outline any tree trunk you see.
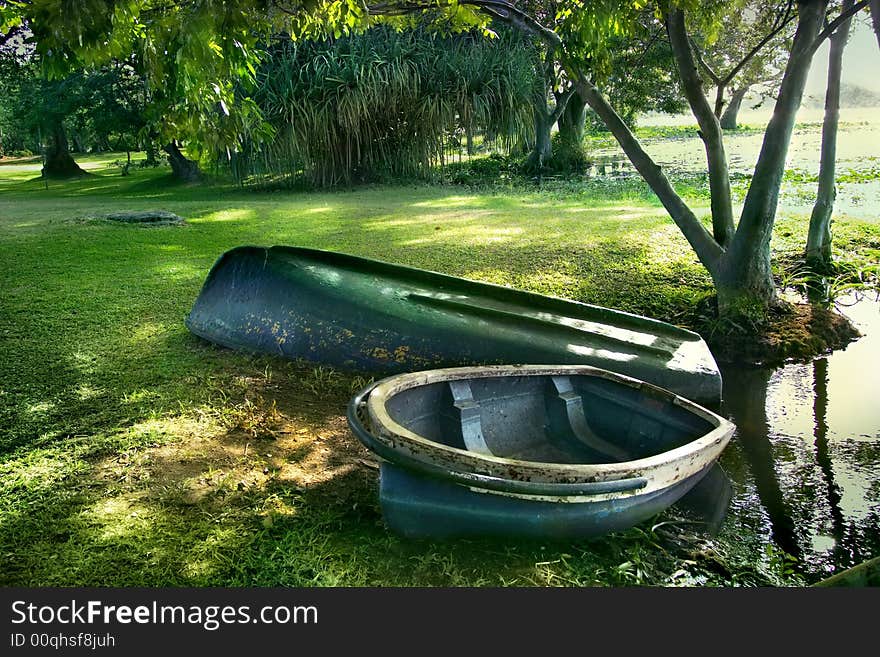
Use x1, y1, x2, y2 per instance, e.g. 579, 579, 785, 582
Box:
666, 8, 735, 247
42, 120, 87, 178
163, 142, 201, 182
465, 126, 475, 156
722, 0, 830, 317
557, 91, 586, 144
552, 89, 588, 170
713, 247, 778, 318
806, 0, 853, 272
573, 76, 723, 273
871, 0, 880, 49
720, 88, 749, 130
560, 2, 830, 322
524, 104, 553, 171
70, 131, 85, 153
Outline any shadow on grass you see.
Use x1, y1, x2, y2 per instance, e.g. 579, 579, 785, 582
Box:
0, 321, 736, 587
0, 181, 745, 586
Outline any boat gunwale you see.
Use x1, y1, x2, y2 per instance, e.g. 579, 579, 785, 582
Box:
363, 364, 734, 487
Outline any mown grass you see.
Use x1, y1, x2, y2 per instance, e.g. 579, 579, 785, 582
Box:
1, 153, 877, 587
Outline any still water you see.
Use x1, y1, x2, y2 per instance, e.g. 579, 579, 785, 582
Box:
714, 292, 880, 578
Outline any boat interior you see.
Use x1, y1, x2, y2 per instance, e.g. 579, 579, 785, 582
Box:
382, 374, 716, 465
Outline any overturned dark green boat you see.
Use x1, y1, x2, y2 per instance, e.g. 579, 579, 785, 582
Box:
186, 246, 722, 405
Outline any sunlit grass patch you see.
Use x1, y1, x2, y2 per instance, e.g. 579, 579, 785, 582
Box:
1, 147, 877, 587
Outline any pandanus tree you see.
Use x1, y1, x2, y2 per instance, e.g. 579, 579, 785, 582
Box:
239, 27, 537, 186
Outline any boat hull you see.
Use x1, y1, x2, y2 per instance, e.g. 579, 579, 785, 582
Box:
814, 556, 880, 587
348, 365, 734, 539
186, 246, 722, 406
379, 462, 711, 539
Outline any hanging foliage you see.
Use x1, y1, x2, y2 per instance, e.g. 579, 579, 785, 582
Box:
233, 27, 539, 187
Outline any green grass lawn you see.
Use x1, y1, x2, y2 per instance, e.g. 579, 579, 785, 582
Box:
1, 154, 877, 586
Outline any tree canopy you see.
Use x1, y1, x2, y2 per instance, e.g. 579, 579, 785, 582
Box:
3, 0, 877, 320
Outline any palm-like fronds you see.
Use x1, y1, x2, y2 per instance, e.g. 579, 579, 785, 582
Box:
233, 27, 538, 187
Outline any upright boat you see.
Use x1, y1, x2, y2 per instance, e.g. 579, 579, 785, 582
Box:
186, 246, 722, 405
348, 364, 734, 538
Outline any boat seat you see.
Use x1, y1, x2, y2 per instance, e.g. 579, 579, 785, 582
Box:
545, 376, 631, 462
446, 380, 493, 456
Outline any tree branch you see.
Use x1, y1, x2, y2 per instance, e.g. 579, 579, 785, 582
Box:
735, 0, 829, 261
571, 74, 723, 272
632, 26, 664, 72
549, 84, 575, 124
809, 0, 868, 55
460, 0, 563, 49
690, 1, 795, 118
689, 39, 721, 86
871, 0, 880, 49
719, 2, 796, 87
366, 0, 563, 50
665, 6, 735, 247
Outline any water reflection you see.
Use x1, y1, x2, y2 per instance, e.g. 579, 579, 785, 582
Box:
676, 464, 733, 536
718, 292, 880, 578
721, 366, 802, 560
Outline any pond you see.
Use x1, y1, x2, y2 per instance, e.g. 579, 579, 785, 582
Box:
710, 292, 880, 580
590, 107, 880, 221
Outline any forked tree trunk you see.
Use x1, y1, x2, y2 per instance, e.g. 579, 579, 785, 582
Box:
42, 120, 86, 178
718, 0, 829, 316
163, 142, 201, 182
806, 0, 853, 272
572, 1, 828, 321
524, 54, 574, 172
720, 88, 748, 130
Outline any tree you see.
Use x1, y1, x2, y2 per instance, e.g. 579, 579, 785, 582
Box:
363, 1, 870, 322
77, 61, 149, 155
689, 1, 797, 131
1, 28, 152, 171
523, 45, 574, 171
500, 1, 575, 172
40, 89, 88, 177
445, 0, 863, 320
806, 0, 855, 271
11, 0, 276, 182
0, 38, 89, 177
569, 13, 687, 136
10, 0, 872, 324
238, 27, 536, 186
0, 26, 34, 156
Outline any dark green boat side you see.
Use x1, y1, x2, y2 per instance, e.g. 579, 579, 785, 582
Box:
186, 245, 722, 405
814, 556, 880, 587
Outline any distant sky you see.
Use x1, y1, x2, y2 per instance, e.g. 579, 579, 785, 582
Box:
805, 19, 880, 96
